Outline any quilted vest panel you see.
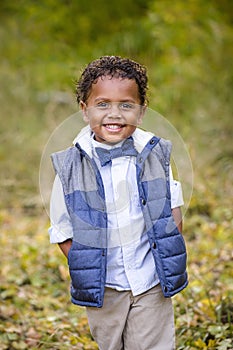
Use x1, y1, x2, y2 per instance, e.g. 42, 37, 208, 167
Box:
51, 136, 188, 306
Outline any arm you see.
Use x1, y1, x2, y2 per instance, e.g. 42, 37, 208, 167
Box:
169, 166, 184, 234
49, 175, 74, 248
58, 239, 72, 258
172, 207, 183, 233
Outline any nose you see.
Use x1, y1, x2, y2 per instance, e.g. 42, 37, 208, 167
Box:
108, 103, 121, 117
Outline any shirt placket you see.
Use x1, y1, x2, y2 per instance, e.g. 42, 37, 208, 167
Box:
111, 158, 140, 293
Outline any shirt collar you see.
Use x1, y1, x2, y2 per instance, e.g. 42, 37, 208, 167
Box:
72, 125, 155, 157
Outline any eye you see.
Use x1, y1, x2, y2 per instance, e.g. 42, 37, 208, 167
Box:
120, 102, 135, 110
96, 102, 110, 109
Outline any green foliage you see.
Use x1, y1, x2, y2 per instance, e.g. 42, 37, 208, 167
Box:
0, 0, 232, 348
0, 210, 98, 349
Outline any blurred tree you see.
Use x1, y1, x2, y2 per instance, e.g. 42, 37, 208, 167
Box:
0, 0, 150, 61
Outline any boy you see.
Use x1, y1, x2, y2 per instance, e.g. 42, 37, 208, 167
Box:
49, 56, 188, 350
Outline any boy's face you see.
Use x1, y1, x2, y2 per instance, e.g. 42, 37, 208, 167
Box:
81, 76, 145, 144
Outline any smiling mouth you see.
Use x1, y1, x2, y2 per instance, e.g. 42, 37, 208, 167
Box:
104, 124, 125, 131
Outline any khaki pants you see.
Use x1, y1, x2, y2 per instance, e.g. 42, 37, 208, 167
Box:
86, 285, 175, 350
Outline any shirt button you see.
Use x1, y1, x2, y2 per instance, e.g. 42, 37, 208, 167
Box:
150, 139, 155, 144
141, 199, 146, 205
152, 242, 156, 249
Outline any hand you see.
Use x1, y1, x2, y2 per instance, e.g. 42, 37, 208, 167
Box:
58, 239, 72, 258
172, 207, 183, 233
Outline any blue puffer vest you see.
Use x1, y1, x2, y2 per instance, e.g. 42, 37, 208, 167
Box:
51, 127, 188, 307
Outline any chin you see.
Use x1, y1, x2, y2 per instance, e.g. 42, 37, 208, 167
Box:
99, 136, 124, 145
94, 132, 124, 144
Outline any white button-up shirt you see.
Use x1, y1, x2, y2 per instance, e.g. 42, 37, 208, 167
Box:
49, 132, 184, 296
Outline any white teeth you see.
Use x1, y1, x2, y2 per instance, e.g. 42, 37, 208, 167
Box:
105, 124, 121, 129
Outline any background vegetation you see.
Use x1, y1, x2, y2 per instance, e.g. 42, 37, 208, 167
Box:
0, 0, 232, 349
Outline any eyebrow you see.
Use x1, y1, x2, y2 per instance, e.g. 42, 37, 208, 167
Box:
94, 97, 137, 103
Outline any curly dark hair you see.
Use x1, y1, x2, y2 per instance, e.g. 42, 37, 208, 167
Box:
76, 56, 148, 105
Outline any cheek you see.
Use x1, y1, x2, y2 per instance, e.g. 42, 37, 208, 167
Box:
89, 118, 101, 129
128, 114, 143, 127
85, 109, 103, 125
83, 111, 97, 126
125, 125, 137, 137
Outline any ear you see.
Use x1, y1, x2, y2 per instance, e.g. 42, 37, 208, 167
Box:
80, 101, 89, 123
137, 105, 147, 125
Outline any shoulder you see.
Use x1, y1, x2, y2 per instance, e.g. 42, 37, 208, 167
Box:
51, 146, 79, 174
133, 127, 154, 152
158, 137, 172, 152
51, 146, 77, 162
133, 127, 172, 154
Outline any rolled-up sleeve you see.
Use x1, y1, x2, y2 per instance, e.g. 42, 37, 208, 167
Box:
169, 166, 184, 209
48, 175, 73, 243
